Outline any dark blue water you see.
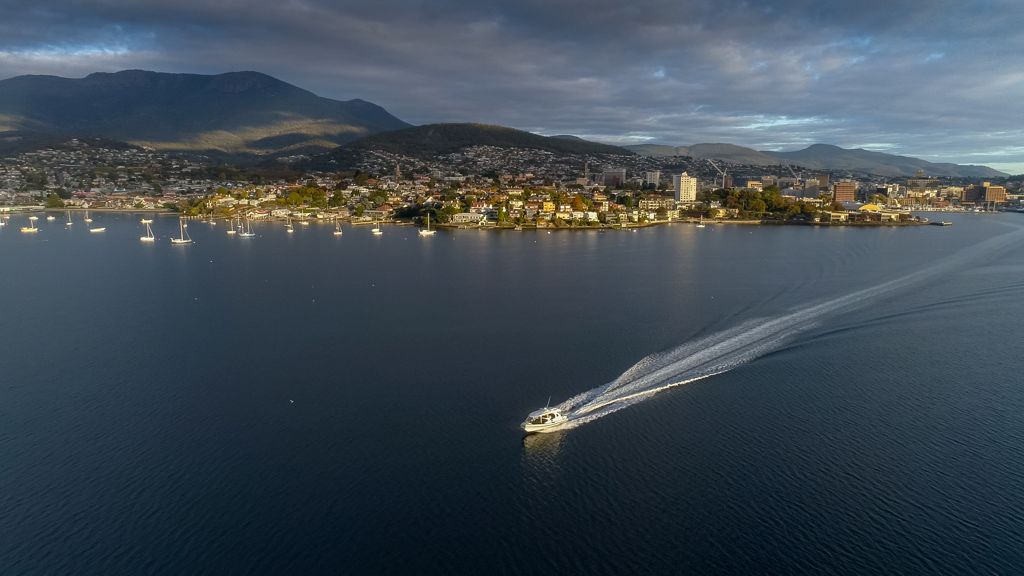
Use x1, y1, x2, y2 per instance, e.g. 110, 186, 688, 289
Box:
2, 213, 1023, 574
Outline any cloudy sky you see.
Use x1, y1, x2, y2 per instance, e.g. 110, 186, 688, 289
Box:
1, 0, 1022, 172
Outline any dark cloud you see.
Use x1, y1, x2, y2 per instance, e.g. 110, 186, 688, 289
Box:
1, 0, 1022, 171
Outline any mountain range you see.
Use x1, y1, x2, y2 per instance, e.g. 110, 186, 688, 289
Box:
0, 70, 408, 157
625, 143, 1007, 178
0, 69, 1009, 177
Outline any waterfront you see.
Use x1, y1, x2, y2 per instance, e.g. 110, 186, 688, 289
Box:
2, 212, 1023, 574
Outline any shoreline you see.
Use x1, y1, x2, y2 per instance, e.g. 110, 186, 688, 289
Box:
1, 206, 940, 229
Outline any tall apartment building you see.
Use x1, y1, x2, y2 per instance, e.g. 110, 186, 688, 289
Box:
672, 172, 698, 202
644, 171, 661, 188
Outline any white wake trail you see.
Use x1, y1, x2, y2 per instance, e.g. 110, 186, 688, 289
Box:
554, 221, 1024, 429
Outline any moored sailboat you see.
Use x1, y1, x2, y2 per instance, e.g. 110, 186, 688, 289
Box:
140, 218, 155, 242
239, 218, 255, 237
170, 217, 192, 244
20, 216, 40, 233
418, 212, 436, 236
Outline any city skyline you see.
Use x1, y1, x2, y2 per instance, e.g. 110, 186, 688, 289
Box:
1, 0, 1023, 173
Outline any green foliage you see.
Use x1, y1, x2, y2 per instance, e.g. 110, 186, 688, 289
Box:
438, 204, 461, 223
701, 187, 812, 220
44, 194, 64, 208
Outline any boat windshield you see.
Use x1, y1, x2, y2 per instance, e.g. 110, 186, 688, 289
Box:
529, 411, 559, 425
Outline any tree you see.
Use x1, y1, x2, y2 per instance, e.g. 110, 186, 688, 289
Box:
44, 194, 64, 208
750, 199, 767, 214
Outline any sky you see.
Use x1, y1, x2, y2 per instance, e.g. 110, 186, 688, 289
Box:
1, 0, 1023, 173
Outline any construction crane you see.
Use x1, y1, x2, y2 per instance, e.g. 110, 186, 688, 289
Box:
706, 159, 728, 190
784, 163, 799, 180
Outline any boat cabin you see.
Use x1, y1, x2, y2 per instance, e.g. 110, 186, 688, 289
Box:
526, 408, 563, 426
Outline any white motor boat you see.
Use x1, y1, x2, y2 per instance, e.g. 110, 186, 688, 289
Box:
521, 406, 568, 434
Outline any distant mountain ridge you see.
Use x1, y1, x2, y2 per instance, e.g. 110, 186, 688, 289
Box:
335, 123, 631, 158
0, 70, 410, 157
625, 142, 1006, 178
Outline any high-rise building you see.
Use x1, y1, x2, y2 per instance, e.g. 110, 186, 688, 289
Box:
644, 171, 661, 188
984, 182, 1007, 203
672, 172, 698, 202
602, 168, 626, 188
833, 181, 857, 203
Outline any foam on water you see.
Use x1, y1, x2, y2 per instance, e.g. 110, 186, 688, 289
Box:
555, 221, 1024, 429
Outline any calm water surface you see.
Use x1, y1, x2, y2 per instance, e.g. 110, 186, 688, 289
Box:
2, 212, 1023, 574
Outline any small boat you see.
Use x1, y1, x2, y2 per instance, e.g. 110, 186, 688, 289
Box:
696, 215, 706, 228
170, 217, 192, 244
286, 217, 294, 233
239, 218, 255, 237
419, 213, 436, 236
84, 210, 93, 223
89, 226, 106, 233
300, 219, 310, 227
46, 215, 56, 221
521, 405, 569, 434
65, 210, 72, 227
226, 217, 237, 235
333, 221, 343, 236
371, 220, 383, 235
929, 221, 953, 226
20, 216, 40, 233
140, 219, 155, 242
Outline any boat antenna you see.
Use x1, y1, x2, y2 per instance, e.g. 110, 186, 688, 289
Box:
546, 395, 551, 408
